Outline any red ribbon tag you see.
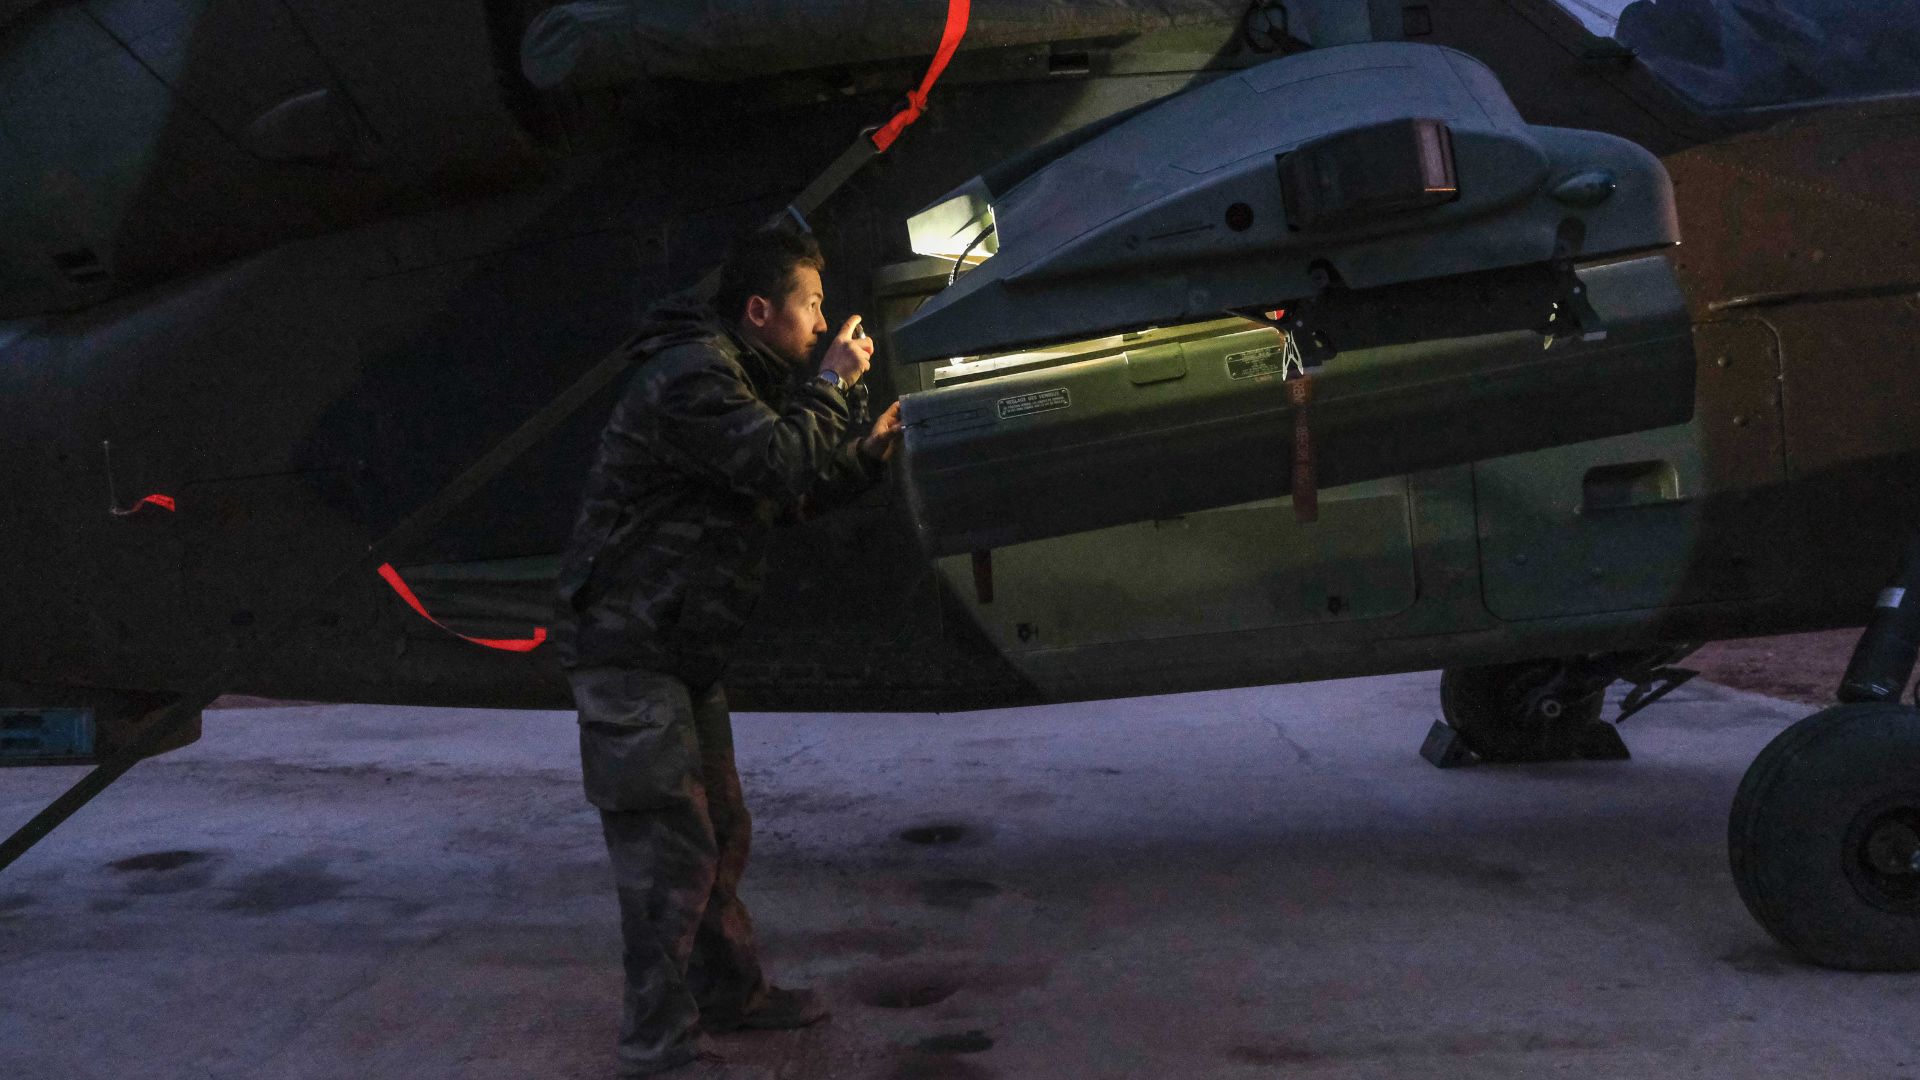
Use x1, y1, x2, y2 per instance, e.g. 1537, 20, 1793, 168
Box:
376, 563, 547, 653
870, 0, 971, 153
1289, 376, 1318, 524
111, 493, 177, 516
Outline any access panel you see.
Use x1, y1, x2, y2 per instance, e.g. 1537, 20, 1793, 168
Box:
897, 256, 1694, 557
1476, 319, 1790, 618
931, 479, 1418, 655
887, 42, 1694, 558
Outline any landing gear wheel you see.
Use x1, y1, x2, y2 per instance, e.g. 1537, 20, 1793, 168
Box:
1439, 660, 1606, 763
1729, 702, 1920, 971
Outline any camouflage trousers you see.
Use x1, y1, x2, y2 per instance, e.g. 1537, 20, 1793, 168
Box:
571, 667, 769, 1077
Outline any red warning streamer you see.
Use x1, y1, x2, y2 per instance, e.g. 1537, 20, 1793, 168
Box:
376, 563, 547, 653
870, 0, 971, 153
110, 494, 177, 516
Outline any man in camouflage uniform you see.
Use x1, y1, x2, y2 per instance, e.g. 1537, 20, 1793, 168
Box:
555, 228, 901, 1078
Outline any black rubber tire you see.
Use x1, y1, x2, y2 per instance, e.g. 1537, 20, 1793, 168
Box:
1728, 702, 1920, 971
1439, 660, 1605, 762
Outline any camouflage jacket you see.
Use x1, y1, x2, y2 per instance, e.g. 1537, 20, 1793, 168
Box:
554, 293, 883, 687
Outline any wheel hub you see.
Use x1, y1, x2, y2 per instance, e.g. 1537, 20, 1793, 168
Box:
1865, 819, 1920, 875
1846, 800, 1920, 915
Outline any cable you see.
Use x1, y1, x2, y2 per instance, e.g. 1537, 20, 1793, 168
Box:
946, 222, 997, 287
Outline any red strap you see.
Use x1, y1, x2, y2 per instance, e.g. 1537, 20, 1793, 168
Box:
870, 0, 971, 153
1289, 376, 1318, 524
377, 563, 547, 653
111, 493, 177, 516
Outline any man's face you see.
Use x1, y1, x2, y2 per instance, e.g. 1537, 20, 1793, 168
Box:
742, 265, 827, 367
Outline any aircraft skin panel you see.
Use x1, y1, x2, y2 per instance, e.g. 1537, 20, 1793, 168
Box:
1475, 319, 1791, 620
520, 0, 1259, 86
1658, 99, 1920, 622
1, 41, 1243, 713
0, 0, 546, 319
931, 478, 1419, 655
939, 467, 1795, 706
0, 6, 178, 316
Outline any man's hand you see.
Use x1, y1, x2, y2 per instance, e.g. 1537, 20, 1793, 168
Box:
820, 315, 874, 387
859, 401, 904, 463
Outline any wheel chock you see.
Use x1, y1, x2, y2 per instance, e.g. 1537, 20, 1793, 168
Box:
1420, 719, 1478, 768
1574, 720, 1632, 761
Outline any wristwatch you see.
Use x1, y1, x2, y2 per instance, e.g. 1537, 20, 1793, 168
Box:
816, 369, 849, 394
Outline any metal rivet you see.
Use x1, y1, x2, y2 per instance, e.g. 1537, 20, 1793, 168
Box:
1714, 355, 1731, 369
1733, 414, 1750, 427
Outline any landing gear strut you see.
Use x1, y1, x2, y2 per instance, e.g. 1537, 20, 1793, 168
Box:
1729, 532, 1920, 970
1423, 647, 1697, 766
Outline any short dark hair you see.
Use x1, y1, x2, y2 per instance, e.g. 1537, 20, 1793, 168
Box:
714, 227, 825, 322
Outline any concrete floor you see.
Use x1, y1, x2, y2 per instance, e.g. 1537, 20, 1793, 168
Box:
1, 673, 1915, 1080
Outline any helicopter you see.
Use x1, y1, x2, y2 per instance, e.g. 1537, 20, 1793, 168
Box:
2, 0, 1917, 971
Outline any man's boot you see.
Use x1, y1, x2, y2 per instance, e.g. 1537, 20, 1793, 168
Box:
704, 986, 830, 1032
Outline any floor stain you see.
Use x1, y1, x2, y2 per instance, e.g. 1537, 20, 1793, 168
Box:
917, 879, 1002, 911
859, 976, 961, 1009
108, 850, 221, 895
1266, 719, 1314, 765
915, 1031, 993, 1055
889, 1055, 996, 1080
217, 856, 352, 914
849, 960, 1049, 1012
0, 893, 32, 915
899, 824, 969, 846
108, 850, 209, 873
1228, 1039, 1321, 1066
